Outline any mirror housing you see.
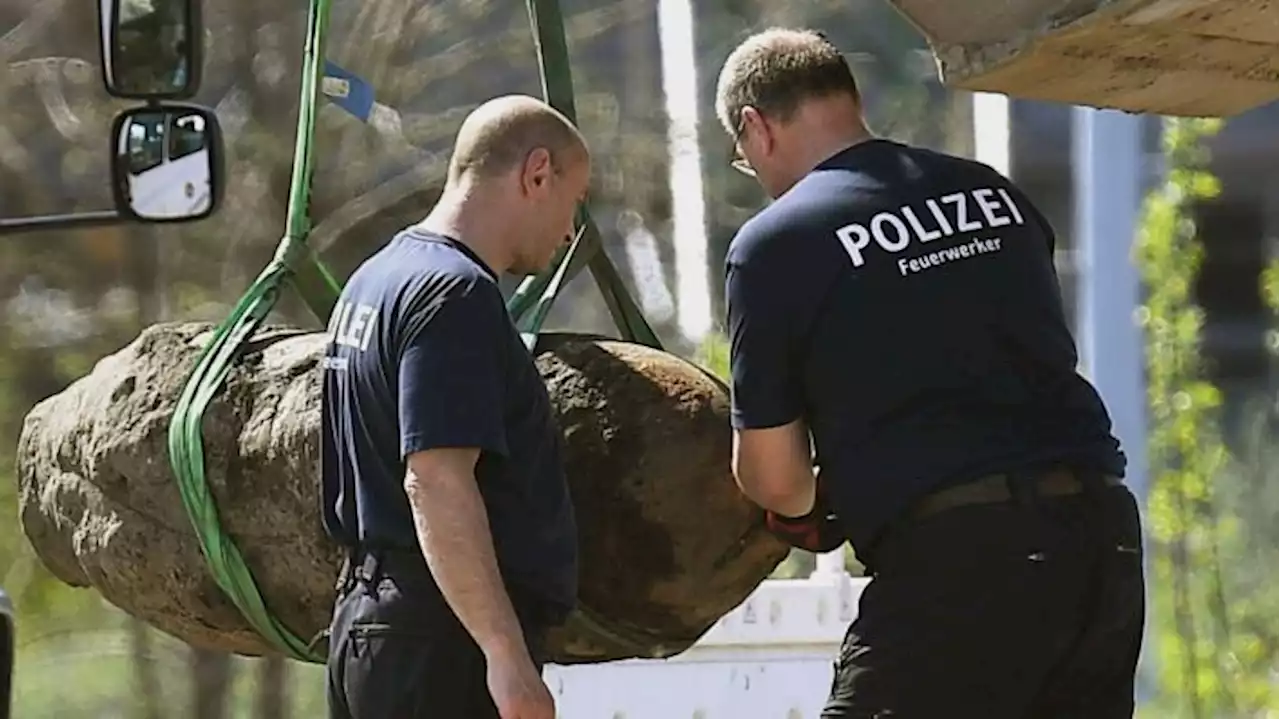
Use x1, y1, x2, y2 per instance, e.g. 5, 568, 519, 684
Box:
99, 0, 202, 100
0, 588, 11, 719
110, 104, 225, 223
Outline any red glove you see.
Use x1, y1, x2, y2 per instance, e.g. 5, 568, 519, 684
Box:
764, 492, 845, 553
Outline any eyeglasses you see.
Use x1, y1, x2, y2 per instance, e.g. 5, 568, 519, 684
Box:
729, 112, 756, 177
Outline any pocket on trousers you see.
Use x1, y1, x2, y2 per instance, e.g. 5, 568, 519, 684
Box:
343, 619, 495, 718
339, 623, 433, 718
345, 622, 396, 661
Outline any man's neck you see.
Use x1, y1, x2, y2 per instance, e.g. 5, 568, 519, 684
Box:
793, 124, 875, 178
767, 109, 875, 199
416, 187, 513, 277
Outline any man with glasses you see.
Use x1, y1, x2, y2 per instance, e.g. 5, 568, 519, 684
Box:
714, 27, 1145, 718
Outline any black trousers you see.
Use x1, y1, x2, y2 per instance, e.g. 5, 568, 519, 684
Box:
823, 477, 1146, 718
325, 550, 550, 719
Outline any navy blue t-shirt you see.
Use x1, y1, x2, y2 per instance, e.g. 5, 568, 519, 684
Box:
725, 139, 1125, 554
320, 227, 578, 617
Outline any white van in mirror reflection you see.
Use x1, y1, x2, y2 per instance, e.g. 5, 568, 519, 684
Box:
116, 110, 212, 220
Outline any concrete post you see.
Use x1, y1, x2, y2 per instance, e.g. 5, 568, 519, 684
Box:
1071, 105, 1152, 700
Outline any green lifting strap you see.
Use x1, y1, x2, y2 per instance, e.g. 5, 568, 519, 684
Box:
510, 0, 663, 352
166, 0, 338, 664
165, 0, 668, 664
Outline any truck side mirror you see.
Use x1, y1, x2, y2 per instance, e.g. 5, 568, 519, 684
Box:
0, 588, 12, 719
110, 104, 224, 223
99, 0, 202, 100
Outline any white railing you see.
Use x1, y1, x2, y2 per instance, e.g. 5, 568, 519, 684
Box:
544, 550, 869, 718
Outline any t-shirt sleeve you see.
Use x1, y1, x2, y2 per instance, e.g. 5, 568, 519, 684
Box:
725, 231, 817, 430
994, 175, 1057, 254
398, 281, 509, 459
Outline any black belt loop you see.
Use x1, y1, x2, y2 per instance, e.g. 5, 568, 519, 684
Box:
336, 544, 389, 597
357, 549, 385, 596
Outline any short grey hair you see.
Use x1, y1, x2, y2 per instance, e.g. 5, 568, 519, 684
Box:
715, 28, 861, 136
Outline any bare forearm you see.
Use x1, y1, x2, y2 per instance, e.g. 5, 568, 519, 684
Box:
404, 470, 528, 661
737, 473, 816, 517
731, 423, 817, 517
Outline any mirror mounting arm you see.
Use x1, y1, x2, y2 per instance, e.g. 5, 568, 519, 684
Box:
0, 210, 128, 236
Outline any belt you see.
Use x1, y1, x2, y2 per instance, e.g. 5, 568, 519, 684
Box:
908, 467, 1123, 522
335, 546, 420, 593
335, 547, 571, 633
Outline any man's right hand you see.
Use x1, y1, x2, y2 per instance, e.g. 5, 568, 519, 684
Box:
486, 650, 556, 719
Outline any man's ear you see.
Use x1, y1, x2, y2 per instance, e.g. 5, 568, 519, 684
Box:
520, 147, 554, 198
740, 106, 772, 155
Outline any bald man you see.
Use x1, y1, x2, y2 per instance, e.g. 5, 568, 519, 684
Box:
321, 94, 590, 719
716, 29, 1142, 718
